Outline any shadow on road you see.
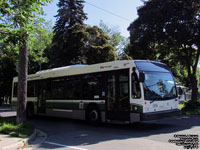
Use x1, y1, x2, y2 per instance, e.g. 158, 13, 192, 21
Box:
30, 115, 200, 149
0, 106, 199, 149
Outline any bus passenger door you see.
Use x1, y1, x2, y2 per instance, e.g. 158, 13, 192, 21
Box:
106, 69, 130, 122
37, 80, 49, 114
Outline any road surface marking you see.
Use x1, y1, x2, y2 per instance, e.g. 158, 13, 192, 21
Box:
45, 141, 89, 150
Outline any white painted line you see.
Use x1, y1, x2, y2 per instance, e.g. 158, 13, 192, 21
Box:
45, 141, 89, 150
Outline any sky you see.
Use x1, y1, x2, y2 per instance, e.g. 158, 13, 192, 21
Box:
43, 0, 143, 37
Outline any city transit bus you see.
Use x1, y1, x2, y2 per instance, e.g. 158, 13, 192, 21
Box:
11, 60, 180, 123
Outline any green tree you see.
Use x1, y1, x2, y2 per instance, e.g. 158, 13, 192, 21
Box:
0, 0, 52, 124
118, 53, 132, 60
53, 0, 87, 41
0, 56, 17, 99
49, 24, 116, 66
50, 0, 87, 67
49, 24, 87, 67
0, 20, 53, 103
29, 20, 53, 74
85, 26, 117, 64
128, 0, 200, 101
98, 20, 130, 58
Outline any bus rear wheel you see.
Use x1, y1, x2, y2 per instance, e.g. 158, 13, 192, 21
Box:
86, 106, 101, 123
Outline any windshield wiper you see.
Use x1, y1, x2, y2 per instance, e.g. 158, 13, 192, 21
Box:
149, 97, 160, 103
150, 100, 156, 104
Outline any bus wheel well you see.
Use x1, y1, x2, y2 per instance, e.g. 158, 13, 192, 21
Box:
86, 103, 101, 123
26, 102, 34, 119
86, 103, 99, 109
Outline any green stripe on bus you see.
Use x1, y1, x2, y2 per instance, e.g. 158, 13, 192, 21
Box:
81, 103, 105, 111
46, 102, 74, 109
46, 102, 105, 111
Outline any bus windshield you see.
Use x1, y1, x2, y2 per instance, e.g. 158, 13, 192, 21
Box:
143, 72, 177, 100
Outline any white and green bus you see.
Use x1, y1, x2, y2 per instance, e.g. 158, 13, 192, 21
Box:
11, 60, 180, 123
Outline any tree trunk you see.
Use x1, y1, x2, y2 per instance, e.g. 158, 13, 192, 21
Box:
190, 46, 200, 101
16, 43, 28, 124
191, 76, 198, 101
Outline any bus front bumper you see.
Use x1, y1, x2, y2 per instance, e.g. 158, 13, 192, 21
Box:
141, 109, 181, 121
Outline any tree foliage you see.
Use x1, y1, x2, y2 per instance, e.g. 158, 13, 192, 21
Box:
49, 24, 117, 67
0, 56, 17, 98
99, 20, 130, 58
0, 0, 52, 124
0, 20, 53, 104
128, 0, 200, 100
28, 20, 53, 74
50, 0, 116, 67
85, 26, 117, 64
53, 0, 87, 41
49, 0, 87, 67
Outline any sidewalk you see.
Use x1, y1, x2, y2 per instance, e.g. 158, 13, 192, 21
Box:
0, 134, 26, 150
0, 129, 47, 150
0, 107, 47, 150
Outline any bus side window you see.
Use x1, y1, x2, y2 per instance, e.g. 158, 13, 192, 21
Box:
27, 81, 35, 97
119, 74, 129, 100
82, 74, 101, 100
132, 73, 141, 99
65, 76, 82, 100
51, 78, 65, 99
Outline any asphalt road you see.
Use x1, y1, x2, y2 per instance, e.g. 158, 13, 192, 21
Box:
29, 115, 200, 150
0, 107, 199, 150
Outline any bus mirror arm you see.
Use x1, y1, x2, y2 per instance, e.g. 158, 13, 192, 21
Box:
139, 72, 145, 82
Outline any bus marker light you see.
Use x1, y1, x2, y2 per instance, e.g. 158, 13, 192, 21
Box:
124, 62, 130, 66
144, 101, 147, 105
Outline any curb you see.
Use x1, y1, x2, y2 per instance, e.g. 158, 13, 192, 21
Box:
1, 129, 47, 150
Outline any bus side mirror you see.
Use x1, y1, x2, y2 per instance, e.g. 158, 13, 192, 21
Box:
139, 72, 145, 82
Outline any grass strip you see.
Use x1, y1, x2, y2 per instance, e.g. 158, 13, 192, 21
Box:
181, 100, 200, 115
0, 118, 34, 138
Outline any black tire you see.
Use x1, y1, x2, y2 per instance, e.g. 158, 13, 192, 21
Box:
86, 106, 101, 124
26, 103, 34, 119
